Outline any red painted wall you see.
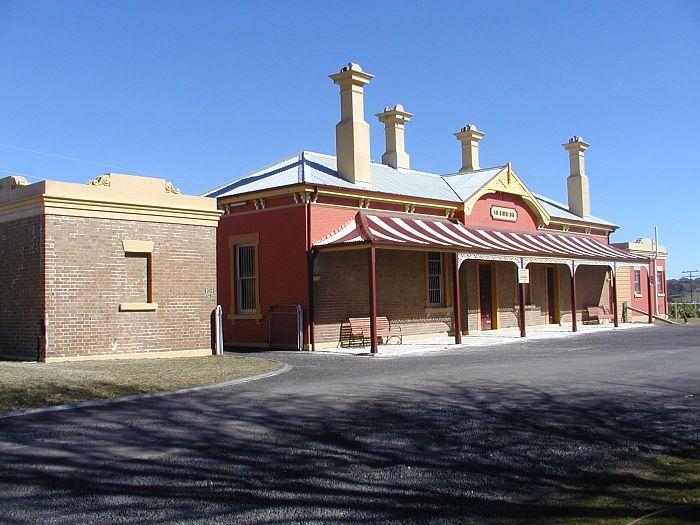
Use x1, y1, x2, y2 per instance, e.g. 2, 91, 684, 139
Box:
310, 205, 358, 244
217, 205, 309, 346
465, 194, 539, 231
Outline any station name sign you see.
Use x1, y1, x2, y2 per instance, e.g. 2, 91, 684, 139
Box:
490, 205, 518, 222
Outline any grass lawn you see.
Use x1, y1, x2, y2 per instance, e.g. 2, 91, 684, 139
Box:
0, 355, 282, 413
555, 454, 700, 524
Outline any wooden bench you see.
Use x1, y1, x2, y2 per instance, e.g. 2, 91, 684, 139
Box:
585, 306, 613, 324
348, 316, 402, 346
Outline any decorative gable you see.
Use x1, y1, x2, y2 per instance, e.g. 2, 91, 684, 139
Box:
463, 163, 550, 227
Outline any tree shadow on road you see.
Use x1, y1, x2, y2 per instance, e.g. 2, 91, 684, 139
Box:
0, 378, 698, 524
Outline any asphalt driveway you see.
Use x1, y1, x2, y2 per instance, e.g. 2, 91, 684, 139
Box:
0, 325, 698, 524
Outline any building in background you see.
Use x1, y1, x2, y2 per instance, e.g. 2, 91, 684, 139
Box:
612, 238, 668, 321
206, 64, 654, 353
0, 173, 221, 361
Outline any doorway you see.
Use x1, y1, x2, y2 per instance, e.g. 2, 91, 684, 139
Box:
546, 266, 560, 324
479, 264, 494, 330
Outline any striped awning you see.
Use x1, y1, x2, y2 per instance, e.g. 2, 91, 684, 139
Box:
315, 212, 643, 262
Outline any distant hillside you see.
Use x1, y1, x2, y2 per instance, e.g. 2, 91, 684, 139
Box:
667, 277, 700, 302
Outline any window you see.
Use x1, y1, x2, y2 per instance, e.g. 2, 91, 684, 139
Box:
119, 240, 157, 311
236, 245, 256, 313
657, 270, 665, 295
229, 233, 260, 319
634, 270, 642, 295
427, 252, 444, 307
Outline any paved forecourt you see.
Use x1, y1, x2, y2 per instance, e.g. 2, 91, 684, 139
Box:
0, 324, 698, 524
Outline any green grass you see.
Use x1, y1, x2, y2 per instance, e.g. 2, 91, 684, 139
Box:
554, 454, 700, 524
673, 317, 700, 325
0, 355, 282, 412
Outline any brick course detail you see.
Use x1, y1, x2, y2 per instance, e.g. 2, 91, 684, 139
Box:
43, 216, 217, 359
0, 216, 45, 360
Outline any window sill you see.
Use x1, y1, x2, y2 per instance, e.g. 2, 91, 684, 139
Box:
634, 292, 643, 298
424, 307, 452, 315
120, 302, 158, 312
657, 293, 665, 297
228, 313, 263, 321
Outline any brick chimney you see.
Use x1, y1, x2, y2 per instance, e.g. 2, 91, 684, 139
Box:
454, 124, 485, 171
376, 104, 413, 169
563, 136, 591, 217
329, 63, 374, 183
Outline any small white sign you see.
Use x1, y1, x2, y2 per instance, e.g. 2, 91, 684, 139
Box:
491, 205, 518, 222
518, 269, 530, 284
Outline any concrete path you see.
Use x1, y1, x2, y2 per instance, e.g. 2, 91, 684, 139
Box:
317, 321, 647, 357
0, 324, 698, 524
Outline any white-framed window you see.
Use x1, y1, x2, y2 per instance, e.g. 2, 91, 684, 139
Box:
634, 269, 642, 294
657, 270, 665, 295
427, 252, 444, 307
235, 244, 257, 313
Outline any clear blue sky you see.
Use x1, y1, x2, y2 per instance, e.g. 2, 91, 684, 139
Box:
1, 1, 698, 278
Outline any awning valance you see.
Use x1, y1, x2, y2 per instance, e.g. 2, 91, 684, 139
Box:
315, 212, 644, 263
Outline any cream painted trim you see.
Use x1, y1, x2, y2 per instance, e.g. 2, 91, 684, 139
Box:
0, 174, 222, 226
228, 313, 263, 321
122, 240, 154, 253
221, 202, 303, 218
44, 348, 212, 363
463, 165, 550, 226
424, 307, 453, 315
316, 188, 459, 211
217, 185, 307, 205
543, 220, 615, 234
119, 302, 159, 311
218, 184, 461, 212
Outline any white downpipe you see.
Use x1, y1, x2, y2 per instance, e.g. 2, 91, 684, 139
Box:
215, 305, 224, 355
654, 226, 659, 316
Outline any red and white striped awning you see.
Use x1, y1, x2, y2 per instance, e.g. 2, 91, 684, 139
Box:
315, 212, 643, 262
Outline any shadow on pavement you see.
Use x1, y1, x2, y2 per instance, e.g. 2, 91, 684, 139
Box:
0, 376, 698, 524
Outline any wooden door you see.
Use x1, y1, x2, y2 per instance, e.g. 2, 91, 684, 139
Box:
546, 267, 559, 324
479, 264, 492, 330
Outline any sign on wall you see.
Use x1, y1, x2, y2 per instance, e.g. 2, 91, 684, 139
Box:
491, 205, 518, 222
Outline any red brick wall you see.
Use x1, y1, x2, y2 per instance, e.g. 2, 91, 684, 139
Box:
44, 216, 217, 358
0, 216, 45, 360
314, 248, 456, 345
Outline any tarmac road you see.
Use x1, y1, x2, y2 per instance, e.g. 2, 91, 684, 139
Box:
0, 324, 698, 524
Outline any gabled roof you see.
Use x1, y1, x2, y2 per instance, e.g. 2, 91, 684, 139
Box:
204, 151, 616, 229
440, 166, 505, 201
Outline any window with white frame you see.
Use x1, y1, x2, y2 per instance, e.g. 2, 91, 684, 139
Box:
657, 270, 665, 295
427, 252, 444, 307
236, 244, 257, 313
634, 269, 641, 295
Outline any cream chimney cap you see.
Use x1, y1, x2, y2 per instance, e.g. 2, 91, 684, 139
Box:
329, 63, 374, 86
562, 136, 590, 150
454, 124, 485, 140
376, 104, 413, 122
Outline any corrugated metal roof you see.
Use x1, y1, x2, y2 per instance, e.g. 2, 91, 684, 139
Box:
534, 193, 617, 227
204, 151, 460, 201
203, 151, 617, 228
441, 167, 505, 201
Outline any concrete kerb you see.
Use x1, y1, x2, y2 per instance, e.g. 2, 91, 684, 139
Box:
0, 358, 291, 420
314, 322, 654, 359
